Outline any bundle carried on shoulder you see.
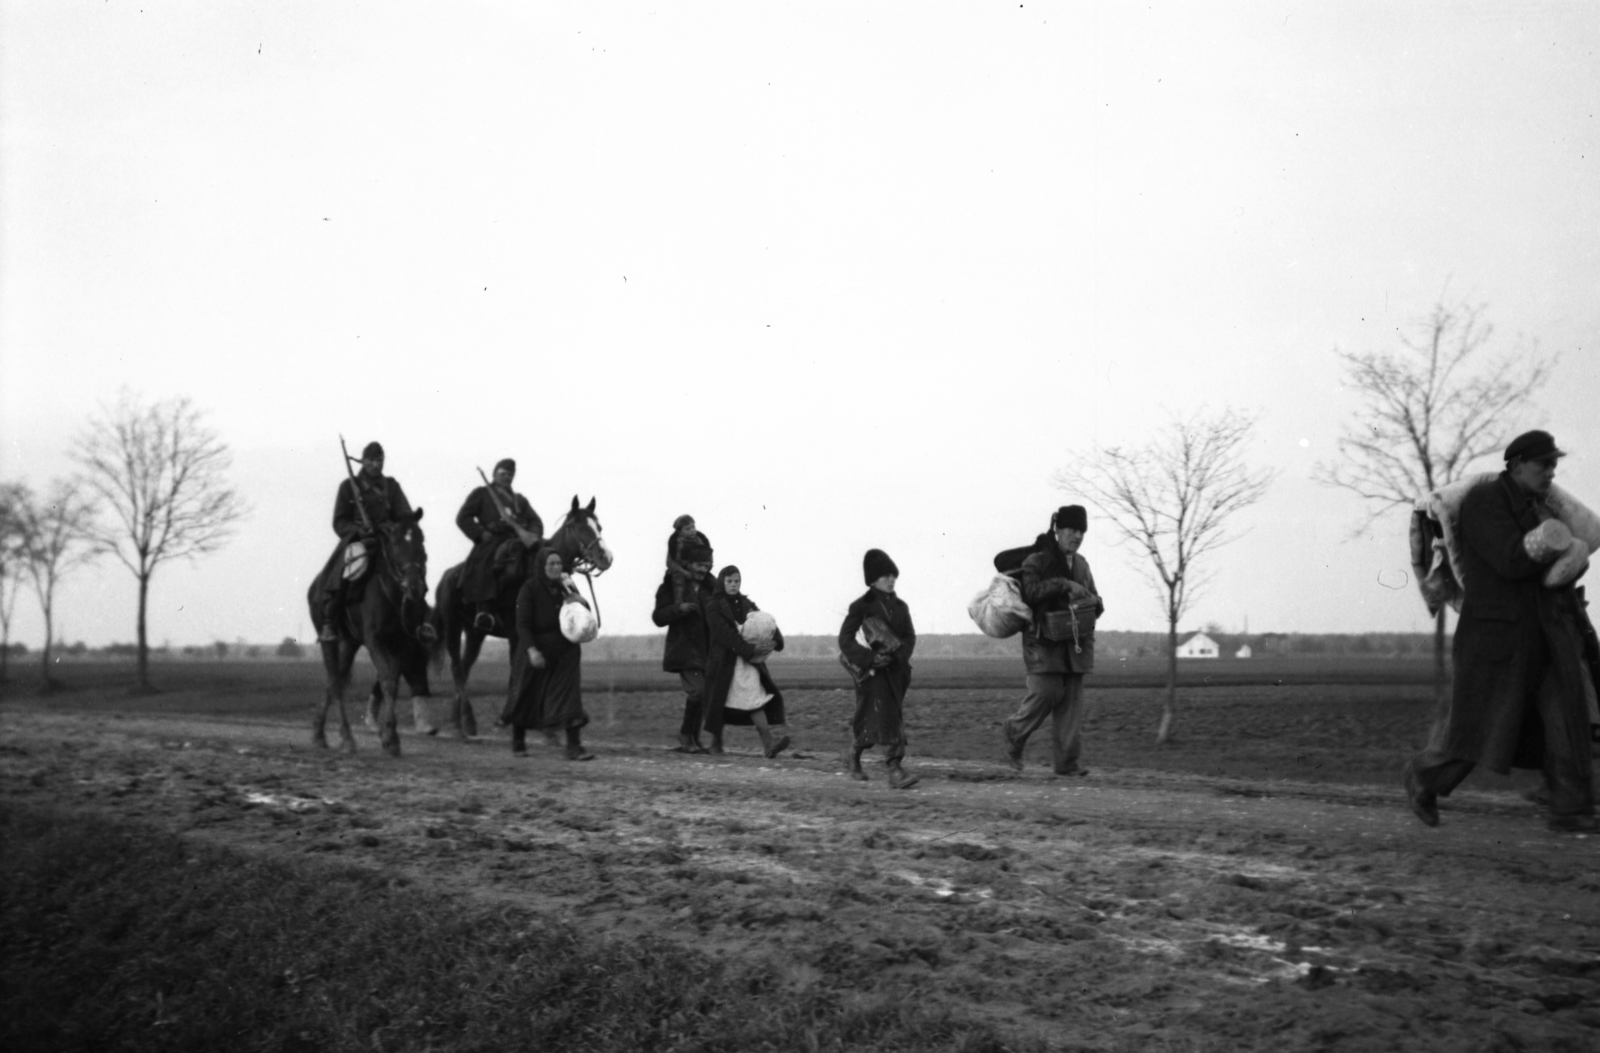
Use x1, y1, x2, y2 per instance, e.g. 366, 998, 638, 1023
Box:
1411, 473, 1600, 613
968, 572, 1032, 638
560, 592, 599, 644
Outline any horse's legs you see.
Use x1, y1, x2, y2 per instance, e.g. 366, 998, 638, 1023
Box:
312, 640, 338, 749
455, 629, 487, 739
370, 647, 403, 758
332, 641, 358, 753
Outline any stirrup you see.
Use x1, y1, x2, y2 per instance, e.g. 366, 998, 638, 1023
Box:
473, 610, 498, 632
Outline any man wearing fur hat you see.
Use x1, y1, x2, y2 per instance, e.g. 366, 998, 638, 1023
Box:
318, 442, 415, 643
1405, 430, 1599, 832
456, 458, 543, 630
652, 536, 717, 753
1003, 505, 1104, 776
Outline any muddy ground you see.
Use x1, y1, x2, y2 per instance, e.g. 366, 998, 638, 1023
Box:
3, 666, 1600, 1051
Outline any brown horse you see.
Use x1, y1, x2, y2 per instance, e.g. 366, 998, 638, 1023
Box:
432, 496, 612, 737
306, 509, 437, 756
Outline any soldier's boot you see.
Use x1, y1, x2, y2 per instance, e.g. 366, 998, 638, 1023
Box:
318, 592, 342, 643
473, 603, 499, 632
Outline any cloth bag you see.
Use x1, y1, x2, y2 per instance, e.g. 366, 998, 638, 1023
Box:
559, 594, 599, 643
727, 610, 778, 711
968, 573, 1032, 638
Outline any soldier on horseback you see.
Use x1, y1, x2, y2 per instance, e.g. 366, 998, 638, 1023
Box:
455, 458, 543, 631
318, 441, 415, 643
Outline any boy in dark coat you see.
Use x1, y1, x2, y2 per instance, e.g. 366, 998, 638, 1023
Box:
839, 549, 919, 789
1004, 505, 1103, 777
652, 536, 716, 753
1405, 431, 1597, 832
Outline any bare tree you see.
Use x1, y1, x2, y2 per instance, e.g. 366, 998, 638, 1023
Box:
1056, 407, 1275, 744
0, 482, 31, 683
17, 481, 100, 690
1312, 296, 1553, 709
73, 391, 247, 692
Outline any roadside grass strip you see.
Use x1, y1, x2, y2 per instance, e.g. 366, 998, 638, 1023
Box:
0, 802, 1031, 1053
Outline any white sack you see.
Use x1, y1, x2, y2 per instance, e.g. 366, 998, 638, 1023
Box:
967, 573, 1032, 638
560, 598, 599, 643
726, 657, 772, 711
1546, 538, 1592, 588
741, 610, 778, 649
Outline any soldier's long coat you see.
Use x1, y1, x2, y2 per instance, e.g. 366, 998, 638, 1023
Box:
1440, 472, 1594, 773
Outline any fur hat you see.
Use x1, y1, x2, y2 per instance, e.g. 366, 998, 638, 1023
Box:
1053, 505, 1088, 532
863, 548, 899, 585
361, 441, 384, 460
1505, 430, 1565, 463
494, 458, 516, 475
680, 538, 713, 564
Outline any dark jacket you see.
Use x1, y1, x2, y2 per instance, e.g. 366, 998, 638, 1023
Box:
506, 574, 584, 730
456, 485, 542, 544
1443, 472, 1592, 772
1019, 544, 1103, 675
838, 588, 916, 691
333, 473, 414, 541
652, 571, 714, 672
703, 591, 786, 731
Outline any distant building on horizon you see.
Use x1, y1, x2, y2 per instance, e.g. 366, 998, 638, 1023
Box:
1175, 632, 1220, 659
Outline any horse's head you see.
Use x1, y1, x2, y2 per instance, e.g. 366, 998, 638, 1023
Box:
554, 495, 613, 576
378, 507, 434, 637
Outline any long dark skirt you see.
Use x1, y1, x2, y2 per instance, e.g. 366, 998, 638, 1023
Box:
507, 643, 587, 731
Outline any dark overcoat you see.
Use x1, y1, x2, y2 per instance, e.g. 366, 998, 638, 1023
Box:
1019, 544, 1103, 675
652, 572, 713, 672
333, 474, 414, 541
505, 575, 585, 731
839, 588, 916, 748
703, 591, 786, 732
456, 485, 542, 544
1439, 473, 1593, 773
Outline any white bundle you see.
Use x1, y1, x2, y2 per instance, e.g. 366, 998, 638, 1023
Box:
560, 597, 599, 643
967, 573, 1032, 639
741, 610, 778, 650
1418, 475, 1600, 603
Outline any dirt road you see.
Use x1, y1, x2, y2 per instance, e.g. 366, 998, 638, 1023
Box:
4, 707, 1598, 1051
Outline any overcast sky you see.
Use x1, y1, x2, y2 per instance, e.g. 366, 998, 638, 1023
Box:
2, 2, 1597, 649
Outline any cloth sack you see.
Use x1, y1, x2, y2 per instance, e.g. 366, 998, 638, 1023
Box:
726, 658, 773, 711
559, 594, 599, 644
968, 573, 1033, 638
741, 610, 778, 650
341, 540, 369, 582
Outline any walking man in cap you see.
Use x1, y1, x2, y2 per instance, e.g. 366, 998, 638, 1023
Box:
1003, 504, 1104, 776
318, 442, 415, 643
456, 458, 543, 631
1405, 430, 1598, 832
652, 535, 717, 753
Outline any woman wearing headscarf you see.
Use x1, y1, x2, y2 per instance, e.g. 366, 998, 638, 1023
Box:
839, 548, 918, 789
702, 565, 791, 757
506, 547, 592, 760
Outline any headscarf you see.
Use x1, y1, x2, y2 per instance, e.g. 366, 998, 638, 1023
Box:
716, 565, 742, 595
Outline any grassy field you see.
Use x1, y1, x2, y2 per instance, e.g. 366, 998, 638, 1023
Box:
3, 652, 1461, 790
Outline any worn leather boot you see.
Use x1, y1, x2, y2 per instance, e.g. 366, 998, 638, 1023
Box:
511, 727, 528, 757
565, 726, 594, 761
318, 594, 341, 643
847, 748, 868, 781
887, 764, 920, 790
764, 727, 791, 759
708, 733, 725, 755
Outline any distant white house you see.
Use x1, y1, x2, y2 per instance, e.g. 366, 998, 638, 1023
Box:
1175, 632, 1220, 659
1235, 644, 1253, 659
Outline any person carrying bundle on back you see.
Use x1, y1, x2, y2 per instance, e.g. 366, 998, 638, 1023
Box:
1002, 505, 1103, 777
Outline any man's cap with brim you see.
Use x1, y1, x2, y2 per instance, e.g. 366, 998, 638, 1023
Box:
1504, 430, 1565, 463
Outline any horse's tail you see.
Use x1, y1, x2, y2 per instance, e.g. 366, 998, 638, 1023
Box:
428, 565, 462, 673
